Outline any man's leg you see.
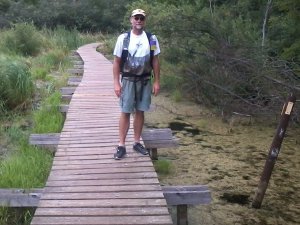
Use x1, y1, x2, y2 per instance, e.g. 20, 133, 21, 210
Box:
133, 110, 144, 143
133, 110, 148, 155
119, 112, 130, 145
114, 112, 130, 160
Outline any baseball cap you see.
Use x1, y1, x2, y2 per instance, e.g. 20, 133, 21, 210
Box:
131, 9, 146, 17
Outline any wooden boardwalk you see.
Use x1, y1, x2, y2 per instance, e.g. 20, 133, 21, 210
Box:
30, 43, 173, 225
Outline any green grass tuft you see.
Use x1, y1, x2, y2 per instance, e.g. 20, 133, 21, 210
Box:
154, 159, 172, 175
33, 92, 64, 133
0, 55, 34, 110
0, 141, 53, 188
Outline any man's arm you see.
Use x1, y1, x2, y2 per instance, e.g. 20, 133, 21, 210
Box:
113, 56, 122, 97
152, 55, 160, 96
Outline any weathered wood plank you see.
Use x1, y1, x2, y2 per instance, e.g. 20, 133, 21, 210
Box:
34, 207, 170, 216
44, 185, 163, 193
52, 157, 150, 166
37, 198, 168, 208
0, 189, 42, 207
31, 215, 172, 225
51, 161, 154, 170
41, 191, 164, 200
162, 185, 212, 205
49, 166, 155, 176
47, 172, 158, 181
60, 87, 76, 95
67, 68, 84, 75
45, 178, 159, 187
142, 128, 178, 149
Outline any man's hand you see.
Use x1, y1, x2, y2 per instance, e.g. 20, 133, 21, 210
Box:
114, 82, 122, 98
113, 56, 122, 97
152, 81, 160, 96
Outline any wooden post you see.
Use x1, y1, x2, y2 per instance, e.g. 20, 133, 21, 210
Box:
150, 148, 158, 160
177, 205, 188, 225
252, 93, 296, 208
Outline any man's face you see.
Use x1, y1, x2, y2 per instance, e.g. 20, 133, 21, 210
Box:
130, 14, 146, 30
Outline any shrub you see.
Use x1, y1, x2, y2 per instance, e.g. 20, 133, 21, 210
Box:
0, 56, 34, 110
2, 23, 43, 56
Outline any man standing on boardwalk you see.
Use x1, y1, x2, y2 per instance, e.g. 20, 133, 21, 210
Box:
112, 8, 161, 160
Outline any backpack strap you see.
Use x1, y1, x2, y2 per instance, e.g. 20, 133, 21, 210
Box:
120, 31, 130, 72
145, 31, 155, 68
120, 31, 155, 72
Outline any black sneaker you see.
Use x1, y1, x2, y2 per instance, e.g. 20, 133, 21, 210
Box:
133, 143, 148, 155
114, 146, 126, 160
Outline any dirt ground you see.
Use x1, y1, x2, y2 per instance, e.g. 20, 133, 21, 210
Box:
145, 93, 300, 225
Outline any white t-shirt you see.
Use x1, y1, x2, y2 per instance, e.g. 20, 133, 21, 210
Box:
113, 31, 160, 75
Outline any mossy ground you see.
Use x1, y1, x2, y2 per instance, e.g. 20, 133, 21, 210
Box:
146, 92, 300, 225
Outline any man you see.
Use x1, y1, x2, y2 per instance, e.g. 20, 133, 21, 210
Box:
113, 8, 161, 160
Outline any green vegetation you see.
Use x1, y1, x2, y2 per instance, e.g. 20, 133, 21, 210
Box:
154, 159, 172, 175
0, 20, 101, 224
0, 0, 299, 224
0, 207, 34, 225
1, 23, 43, 56
0, 55, 34, 110
0, 142, 53, 188
33, 92, 64, 133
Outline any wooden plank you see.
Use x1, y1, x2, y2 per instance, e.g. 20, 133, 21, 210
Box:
61, 95, 72, 101
142, 128, 178, 149
60, 87, 76, 95
31, 215, 172, 225
41, 191, 164, 200
142, 128, 173, 140
44, 185, 162, 193
45, 178, 159, 187
162, 185, 212, 205
0, 189, 42, 207
59, 104, 69, 113
67, 68, 84, 75
34, 207, 170, 216
73, 60, 84, 65
37, 198, 168, 208
51, 161, 154, 170
47, 172, 158, 181
48, 166, 155, 176
143, 139, 178, 149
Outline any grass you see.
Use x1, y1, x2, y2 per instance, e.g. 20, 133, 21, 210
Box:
154, 159, 172, 175
0, 207, 34, 225
0, 141, 53, 188
0, 55, 34, 110
33, 92, 64, 133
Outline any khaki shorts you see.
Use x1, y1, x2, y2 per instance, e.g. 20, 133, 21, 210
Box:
120, 78, 152, 113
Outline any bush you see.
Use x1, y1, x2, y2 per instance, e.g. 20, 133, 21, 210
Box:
2, 23, 43, 56
0, 56, 34, 110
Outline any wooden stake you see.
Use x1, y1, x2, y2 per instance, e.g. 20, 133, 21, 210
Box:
252, 93, 296, 208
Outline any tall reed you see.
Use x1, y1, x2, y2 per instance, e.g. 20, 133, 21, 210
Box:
0, 56, 34, 110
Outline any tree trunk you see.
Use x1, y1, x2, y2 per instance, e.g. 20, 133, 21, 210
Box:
262, 0, 273, 47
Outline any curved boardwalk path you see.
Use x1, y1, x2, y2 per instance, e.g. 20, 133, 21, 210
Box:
31, 43, 173, 225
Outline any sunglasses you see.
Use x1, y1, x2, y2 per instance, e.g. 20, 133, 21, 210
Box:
133, 16, 145, 21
